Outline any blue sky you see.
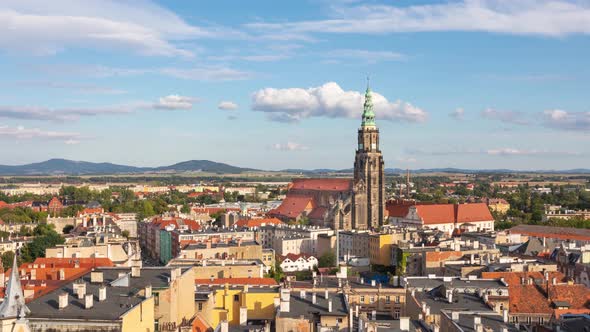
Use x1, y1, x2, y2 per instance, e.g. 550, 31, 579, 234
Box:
0, 0, 589, 170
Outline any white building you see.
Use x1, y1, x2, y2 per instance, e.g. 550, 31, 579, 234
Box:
278, 253, 318, 272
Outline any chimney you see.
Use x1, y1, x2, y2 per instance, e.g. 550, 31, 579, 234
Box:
220, 320, 229, 332
131, 266, 141, 278
312, 292, 317, 304
98, 285, 107, 301
324, 289, 329, 299
328, 300, 332, 312
300, 290, 306, 298
30, 269, 36, 280
145, 284, 152, 298
85, 293, 94, 309
400, 317, 410, 331
473, 316, 481, 331
59, 268, 65, 280
58, 292, 69, 309
451, 311, 460, 321
243, 284, 249, 293
371, 279, 376, 287
279, 289, 291, 312
552, 277, 557, 285
73, 281, 86, 299
502, 309, 508, 323
360, 277, 364, 284
371, 310, 376, 321
91, 271, 104, 283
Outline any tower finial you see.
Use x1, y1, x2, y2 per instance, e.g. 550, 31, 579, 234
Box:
361, 77, 375, 127
366, 75, 370, 90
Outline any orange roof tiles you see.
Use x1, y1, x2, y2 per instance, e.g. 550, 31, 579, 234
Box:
194, 277, 278, 286
482, 271, 566, 286
413, 203, 493, 225
508, 224, 590, 242
234, 218, 283, 228
32, 257, 115, 268
290, 178, 352, 192
268, 196, 314, 219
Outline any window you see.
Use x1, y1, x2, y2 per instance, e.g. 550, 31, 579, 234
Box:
198, 303, 203, 311
360, 296, 365, 303
154, 292, 159, 305
234, 295, 239, 302
337, 318, 343, 323
370, 296, 375, 304
395, 296, 400, 304
385, 296, 391, 304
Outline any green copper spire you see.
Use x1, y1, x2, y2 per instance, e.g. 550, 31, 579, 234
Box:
361, 78, 376, 127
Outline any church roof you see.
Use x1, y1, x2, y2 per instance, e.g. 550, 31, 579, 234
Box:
268, 196, 314, 219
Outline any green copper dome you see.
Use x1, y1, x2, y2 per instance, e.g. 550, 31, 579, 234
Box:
361, 85, 376, 127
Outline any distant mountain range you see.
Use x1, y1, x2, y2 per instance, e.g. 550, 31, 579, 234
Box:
0, 159, 588, 176
0, 159, 258, 175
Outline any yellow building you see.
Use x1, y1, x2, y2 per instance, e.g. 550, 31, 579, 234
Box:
486, 198, 510, 214
369, 233, 394, 266
194, 278, 279, 328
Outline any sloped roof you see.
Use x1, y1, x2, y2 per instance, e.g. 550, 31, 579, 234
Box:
278, 253, 316, 262
234, 218, 283, 228
268, 196, 313, 219
290, 178, 352, 192
307, 207, 328, 220
32, 257, 115, 268
414, 203, 493, 225
509, 224, 590, 242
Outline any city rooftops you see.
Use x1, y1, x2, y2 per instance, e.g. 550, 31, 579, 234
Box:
26, 267, 189, 321
403, 276, 507, 291
278, 291, 348, 319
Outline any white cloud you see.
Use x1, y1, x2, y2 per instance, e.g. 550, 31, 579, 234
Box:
450, 108, 465, 120
323, 49, 404, 64
35, 64, 254, 82
246, 1, 590, 37
218, 101, 239, 111
481, 108, 530, 125
153, 95, 196, 110
0, 125, 81, 142
251, 82, 427, 123
486, 148, 582, 157
542, 109, 590, 131
271, 142, 309, 151
0, 95, 199, 121
0, 0, 244, 56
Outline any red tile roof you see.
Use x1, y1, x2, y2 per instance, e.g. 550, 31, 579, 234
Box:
194, 277, 278, 286
508, 224, 590, 242
150, 217, 201, 231
32, 257, 115, 268
234, 218, 283, 228
290, 178, 352, 192
482, 271, 566, 286
413, 203, 493, 225
307, 207, 328, 220
268, 196, 314, 219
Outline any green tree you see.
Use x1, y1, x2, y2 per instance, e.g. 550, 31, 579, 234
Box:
62, 224, 74, 234
0, 251, 21, 270
20, 224, 65, 263
318, 252, 336, 268
121, 230, 130, 239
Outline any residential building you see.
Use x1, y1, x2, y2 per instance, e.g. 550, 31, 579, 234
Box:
278, 253, 318, 272
178, 239, 262, 261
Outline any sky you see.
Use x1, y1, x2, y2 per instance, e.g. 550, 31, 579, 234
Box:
0, 0, 589, 171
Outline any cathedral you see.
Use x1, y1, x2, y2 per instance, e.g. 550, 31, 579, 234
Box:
269, 83, 386, 231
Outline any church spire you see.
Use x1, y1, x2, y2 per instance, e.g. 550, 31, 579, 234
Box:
0, 254, 30, 318
361, 77, 376, 128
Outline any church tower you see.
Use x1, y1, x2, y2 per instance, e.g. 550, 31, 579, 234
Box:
352, 82, 386, 230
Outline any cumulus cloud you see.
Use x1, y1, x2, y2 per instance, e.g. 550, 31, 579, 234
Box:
450, 108, 465, 120
542, 109, 590, 131
481, 108, 530, 125
153, 95, 196, 110
251, 82, 427, 123
218, 101, 239, 111
271, 142, 309, 151
0, 0, 245, 56
0, 125, 81, 142
246, 1, 590, 38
